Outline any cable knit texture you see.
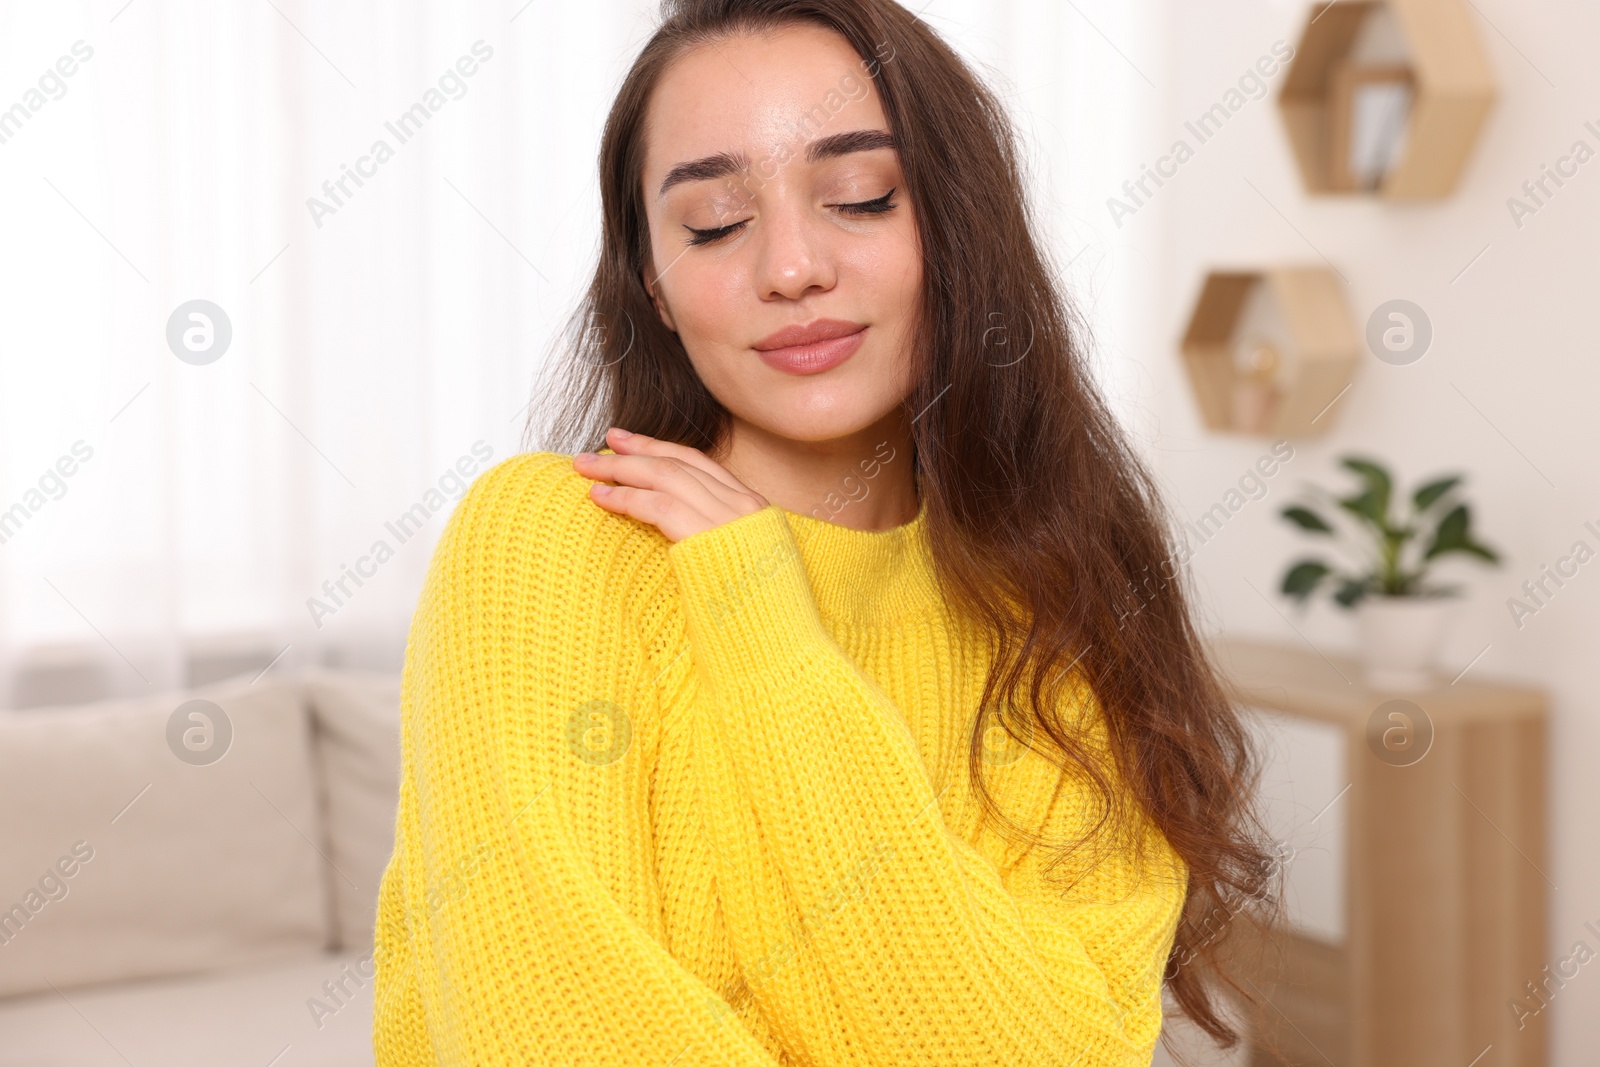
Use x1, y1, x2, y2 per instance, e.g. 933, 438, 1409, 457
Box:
372, 450, 1188, 1066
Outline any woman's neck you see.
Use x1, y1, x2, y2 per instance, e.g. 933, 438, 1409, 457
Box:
711, 414, 917, 533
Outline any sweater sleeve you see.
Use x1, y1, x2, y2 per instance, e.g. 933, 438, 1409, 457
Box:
370, 456, 786, 1067
667, 505, 1188, 1067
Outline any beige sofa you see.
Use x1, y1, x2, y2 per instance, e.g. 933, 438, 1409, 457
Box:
0, 668, 401, 1066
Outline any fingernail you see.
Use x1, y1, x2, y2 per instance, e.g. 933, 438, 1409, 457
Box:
612, 427, 632, 438
576, 452, 596, 461
592, 484, 612, 495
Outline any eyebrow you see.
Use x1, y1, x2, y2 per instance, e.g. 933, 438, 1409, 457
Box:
656, 128, 898, 198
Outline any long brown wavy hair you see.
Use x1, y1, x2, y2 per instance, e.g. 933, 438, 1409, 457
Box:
523, 0, 1284, 1053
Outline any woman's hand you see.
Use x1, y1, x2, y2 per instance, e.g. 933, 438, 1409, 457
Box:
572, 427, 769, 543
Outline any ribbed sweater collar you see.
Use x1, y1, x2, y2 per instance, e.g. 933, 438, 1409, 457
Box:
773, 492, 939, 629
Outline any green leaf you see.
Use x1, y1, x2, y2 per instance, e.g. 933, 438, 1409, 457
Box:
1412, 475, 1461, 513
1423, 504, 1469, 557
1337, 494, 1382, 530
1423, 504, 1501, 565
1334, 577, 1370, 607
1339, 457, 1392, 526
1282, 560, 1330, 601
1281, 506, 1335, 534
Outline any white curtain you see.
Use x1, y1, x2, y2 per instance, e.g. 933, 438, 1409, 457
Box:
0, 0, 1162, 708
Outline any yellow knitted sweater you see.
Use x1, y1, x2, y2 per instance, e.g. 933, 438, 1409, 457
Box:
372, 450, 1187, 1066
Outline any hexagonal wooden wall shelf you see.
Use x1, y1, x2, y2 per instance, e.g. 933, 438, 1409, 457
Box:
1278, 0, 1496, 198
1180, 267, 1360, 437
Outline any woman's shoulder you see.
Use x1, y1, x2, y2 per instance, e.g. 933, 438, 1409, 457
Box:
426, 449, 673, 617
446, 449, 600, 529
440, 448, 665, 556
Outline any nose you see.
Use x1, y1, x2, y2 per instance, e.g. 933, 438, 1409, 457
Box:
752, 195, 837, 302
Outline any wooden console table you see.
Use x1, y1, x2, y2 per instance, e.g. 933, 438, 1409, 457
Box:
1207, 636, 1549, 1067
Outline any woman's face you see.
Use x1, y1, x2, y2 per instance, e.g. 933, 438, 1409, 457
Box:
639, 23, 921, 452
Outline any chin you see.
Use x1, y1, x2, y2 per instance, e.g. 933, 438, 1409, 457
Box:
760, 408, 894, 445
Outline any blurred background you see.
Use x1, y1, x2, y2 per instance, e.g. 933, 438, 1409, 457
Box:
0, 0, 1594, 1064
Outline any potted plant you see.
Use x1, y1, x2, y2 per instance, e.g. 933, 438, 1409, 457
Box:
1279, 456, 1501, 690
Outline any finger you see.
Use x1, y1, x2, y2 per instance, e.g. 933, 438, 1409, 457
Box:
577, 451, 746, 517
584, 483, 712, 544
605, 428, 756, 498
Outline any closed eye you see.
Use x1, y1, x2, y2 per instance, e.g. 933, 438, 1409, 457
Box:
683, 219, 744, 247
682, 187, 899, 247
835, 187, 898, 216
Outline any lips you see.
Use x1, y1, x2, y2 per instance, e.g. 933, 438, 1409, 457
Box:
753, 318, 867, 351
753, 318, 868, 376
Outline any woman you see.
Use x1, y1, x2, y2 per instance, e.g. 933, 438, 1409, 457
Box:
373, 1, 1280, 1064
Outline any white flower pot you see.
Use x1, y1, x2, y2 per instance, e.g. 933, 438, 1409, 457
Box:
1356, 595, 1457, 691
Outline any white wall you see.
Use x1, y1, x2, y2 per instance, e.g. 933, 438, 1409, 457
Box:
1123, 1, 1600, 1063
